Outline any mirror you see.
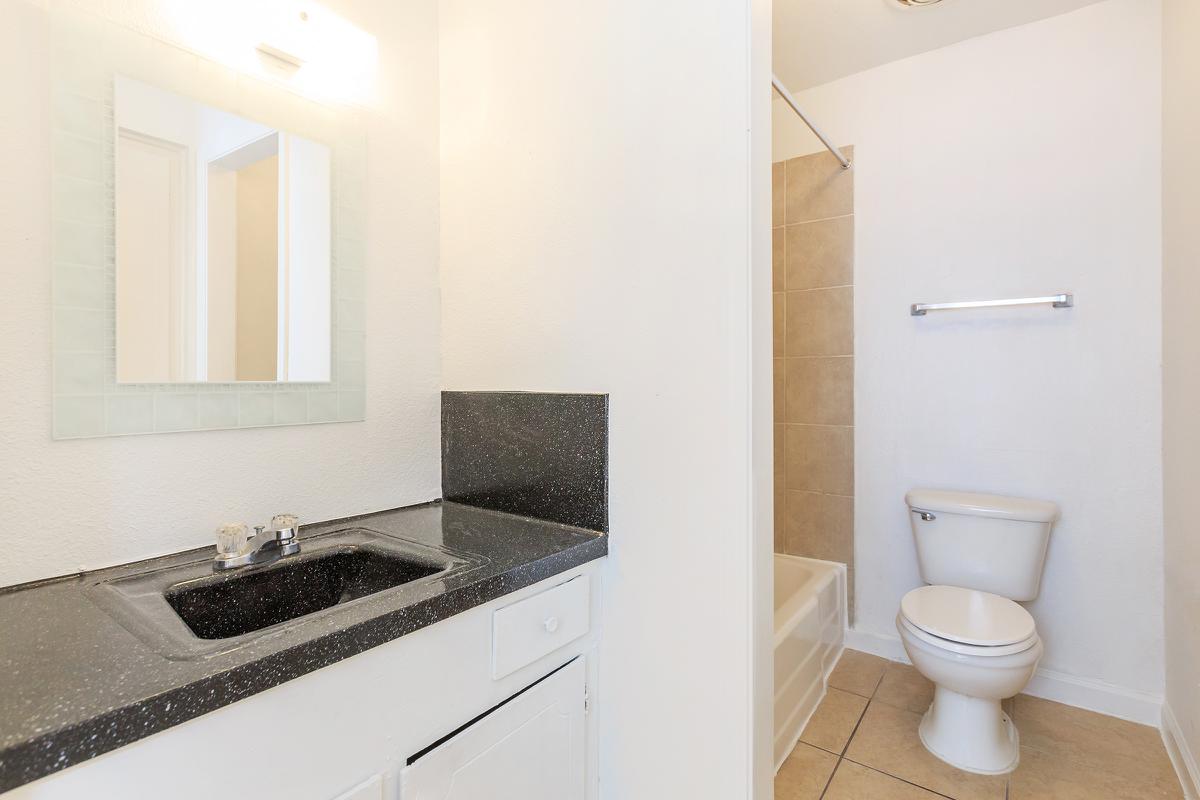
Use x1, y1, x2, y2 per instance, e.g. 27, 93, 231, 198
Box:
114, 76, 331, 383
50, 3, 367, 439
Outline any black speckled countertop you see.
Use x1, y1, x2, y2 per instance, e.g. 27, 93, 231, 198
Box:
0, 501, 607, 792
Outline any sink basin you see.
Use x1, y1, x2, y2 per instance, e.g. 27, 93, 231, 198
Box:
85, 527, 485, 659
165, 547, 445, 639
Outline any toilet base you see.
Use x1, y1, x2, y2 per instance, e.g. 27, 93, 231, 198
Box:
918, 686, 1020, 775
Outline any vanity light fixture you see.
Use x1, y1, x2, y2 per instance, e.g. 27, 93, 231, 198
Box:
893, 0, 946, 6
256, 43, 304, 76
256, 9, 309, 76
154, 0, 379, 105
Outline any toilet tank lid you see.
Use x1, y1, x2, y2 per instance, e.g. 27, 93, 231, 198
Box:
905, 489, 1059, 522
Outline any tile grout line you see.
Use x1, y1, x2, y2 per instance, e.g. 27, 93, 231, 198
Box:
825, 663, 960, 800
849, 683, 1002, 800
817, 757, 841, 800
818, 696, 873, 800
776, 422, 855, 429
781, 283, 855, 294
782, 212, 855, 227
778, 488, 855, 499
816, 656, 1155, 800
865, 669, 959, 799
838, 700, 870, 758
838, 753, 961, 800
775, 354, 855, 360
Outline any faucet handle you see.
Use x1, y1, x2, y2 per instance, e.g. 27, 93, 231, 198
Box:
215, 523, 250, 557
271, 514, 300, 540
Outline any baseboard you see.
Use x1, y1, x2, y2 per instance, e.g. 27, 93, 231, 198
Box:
844, 627, 909, 663
844, 625, 1162, 726
1163, 703, 1200, 800
1023, 668, 1162, 726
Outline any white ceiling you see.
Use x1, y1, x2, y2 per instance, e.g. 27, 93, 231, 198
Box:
774, 0, 1108, 91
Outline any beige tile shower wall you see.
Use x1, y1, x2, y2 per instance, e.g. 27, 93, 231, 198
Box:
773, 148, 855, 602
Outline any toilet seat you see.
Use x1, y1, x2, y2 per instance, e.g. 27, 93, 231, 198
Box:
898, 614, 1038, 657
900, 585, 1038, 657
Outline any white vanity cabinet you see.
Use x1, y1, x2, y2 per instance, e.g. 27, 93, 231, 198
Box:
330, 776, 386, 800
5, 563, 602, 800
399, 658, 586, 799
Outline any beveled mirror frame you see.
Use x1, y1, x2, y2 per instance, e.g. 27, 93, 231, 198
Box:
50, 5, 366, 439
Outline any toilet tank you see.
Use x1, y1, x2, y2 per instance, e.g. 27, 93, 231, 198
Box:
905, 489, 1059, 601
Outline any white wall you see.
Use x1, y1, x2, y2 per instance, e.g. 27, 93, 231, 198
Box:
438, 1, 768, 796
773, 0, 1110, 93
1162, 0, 1200, 788
0, 0, 442, 588
775, 0, 1165, 717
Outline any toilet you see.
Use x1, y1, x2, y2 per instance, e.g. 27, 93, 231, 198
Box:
896, 489, 1059, 775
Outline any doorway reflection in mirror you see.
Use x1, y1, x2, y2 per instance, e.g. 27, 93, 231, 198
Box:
114, 76, 331, 384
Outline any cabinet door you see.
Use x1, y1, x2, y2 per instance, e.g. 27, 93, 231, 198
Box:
400, 659, 585, 800
330, 775, 384, 800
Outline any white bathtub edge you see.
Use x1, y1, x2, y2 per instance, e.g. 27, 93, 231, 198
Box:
773, 555, 848, 773
773, 643, 845, 774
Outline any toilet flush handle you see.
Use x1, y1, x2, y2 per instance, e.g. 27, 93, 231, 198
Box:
913, 509, 937, 522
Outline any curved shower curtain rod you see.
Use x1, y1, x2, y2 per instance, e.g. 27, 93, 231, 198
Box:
771, 74, 852, 170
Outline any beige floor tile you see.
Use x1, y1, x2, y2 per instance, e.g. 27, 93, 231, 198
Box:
800, 687, 869, 754
774, 742, 838, 800
824, 760, 946, 800
844, 702, 1006, 800
1009, 745, 1184, 800
1014, 694, 1181, 792
873, 662, 934, 714
828, 649, 888, 698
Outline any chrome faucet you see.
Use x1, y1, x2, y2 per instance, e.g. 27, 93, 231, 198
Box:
213, 514, 301, 571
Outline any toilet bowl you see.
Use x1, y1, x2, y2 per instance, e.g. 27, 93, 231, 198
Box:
900, 489, 1058, 773
896, 584, 1043, 774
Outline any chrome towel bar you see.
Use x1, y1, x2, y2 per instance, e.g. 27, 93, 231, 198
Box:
911, 293, 1073, 317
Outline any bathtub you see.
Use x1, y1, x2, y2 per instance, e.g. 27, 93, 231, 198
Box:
774, 554, 847, 770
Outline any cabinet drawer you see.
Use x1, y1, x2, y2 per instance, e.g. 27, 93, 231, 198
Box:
492, 576, 590, 679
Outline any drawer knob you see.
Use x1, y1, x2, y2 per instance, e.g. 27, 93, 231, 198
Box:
543, 616, 560, 633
